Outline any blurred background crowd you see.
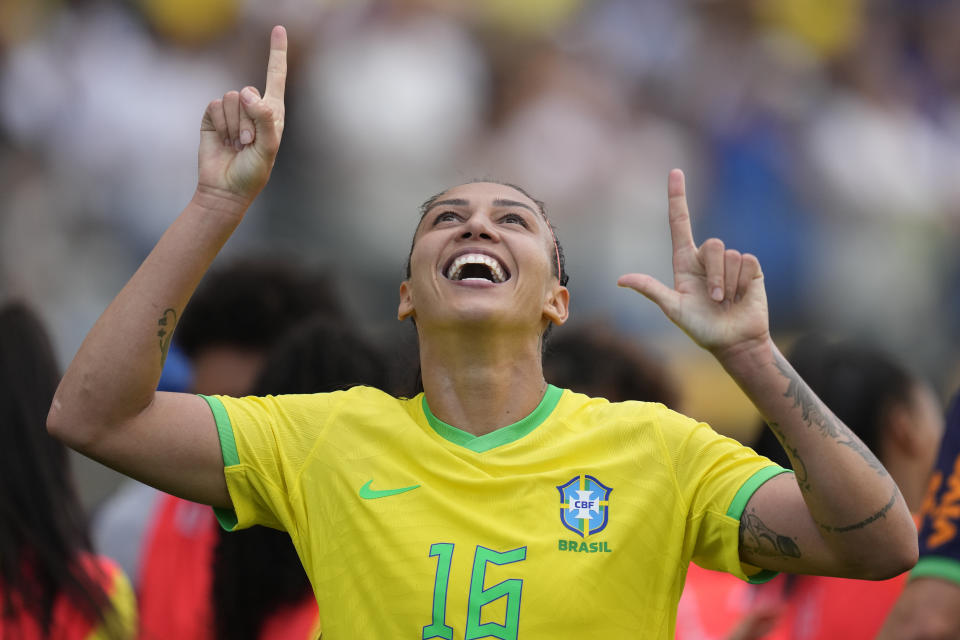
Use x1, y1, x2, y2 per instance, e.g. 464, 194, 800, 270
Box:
2, 0, 960, 508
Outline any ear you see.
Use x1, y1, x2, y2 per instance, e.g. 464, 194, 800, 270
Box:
543, 284, 570, 327
884, 402, 918, 457
398, 280, 415, 321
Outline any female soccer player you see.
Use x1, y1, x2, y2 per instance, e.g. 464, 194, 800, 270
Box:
48, 26, 917, 638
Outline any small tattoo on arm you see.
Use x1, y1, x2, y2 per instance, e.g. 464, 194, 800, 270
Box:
766, 421, 811, 492
740, 509, 802, 558
157, 308, 177, 367
817, 488, 898, 534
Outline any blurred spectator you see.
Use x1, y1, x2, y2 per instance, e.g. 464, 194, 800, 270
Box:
0, 301, 136, 639
801, 5, 958, 372
543, 321, 679, 407
174, 259, 343, 396
677, 334, 944, 640
296, 2, 486, 271
878, 390, 960, 639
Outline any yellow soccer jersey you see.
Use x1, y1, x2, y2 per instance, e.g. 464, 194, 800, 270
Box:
203, 385, 787, 639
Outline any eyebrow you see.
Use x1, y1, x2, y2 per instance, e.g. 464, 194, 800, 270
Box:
424, 198, 537, 215
493, 199, 537, 214
424, 198, 469, 214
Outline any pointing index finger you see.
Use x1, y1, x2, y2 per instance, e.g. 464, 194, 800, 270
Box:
264, 25, 288, 102
667, 168, 696, 253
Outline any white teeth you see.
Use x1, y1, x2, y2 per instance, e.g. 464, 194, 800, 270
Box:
445, 253, 507, 283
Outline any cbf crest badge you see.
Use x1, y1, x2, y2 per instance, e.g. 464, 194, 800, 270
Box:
557, 474, 612, 537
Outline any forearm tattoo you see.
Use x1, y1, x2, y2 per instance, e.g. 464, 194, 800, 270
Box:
157, 308, 177, 367
773, 352, 887, 477
774, 353, 838, 438
740, 508, 802, 558
817, 488, 899, 534
766, 421, 810, 492
838, 437, 887, 476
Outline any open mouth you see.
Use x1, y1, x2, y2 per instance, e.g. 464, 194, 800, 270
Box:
443, 253, 510, 283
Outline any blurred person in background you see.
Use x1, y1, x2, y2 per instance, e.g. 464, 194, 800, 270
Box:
212, 315, 390, 640
677, 334, 944, 640
0, 301, 135, 639
92, 259, 342, 640
878, 390, 960, 639
542, 321, 679, 407
48, 26, 919, 638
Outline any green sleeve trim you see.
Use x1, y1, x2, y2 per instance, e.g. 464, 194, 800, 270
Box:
422, 385, 564, 453
727, 465, 792, 584
745, 567, 778, 584
726, 465, 792, 519
213, 506, 239, 531
911, 556, 960, 585
199, 394, 240, 531
199, 394, 239, 466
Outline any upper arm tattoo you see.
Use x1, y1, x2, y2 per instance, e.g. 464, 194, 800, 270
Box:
157, 308, 177, 367
740, 507, 802, 559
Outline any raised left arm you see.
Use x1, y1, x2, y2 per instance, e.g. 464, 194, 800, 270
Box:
618, 169, 917, 579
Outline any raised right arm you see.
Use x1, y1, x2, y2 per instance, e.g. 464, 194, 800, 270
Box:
46, 26, 289, 508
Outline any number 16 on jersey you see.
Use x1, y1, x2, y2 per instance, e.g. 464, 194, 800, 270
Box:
423, 543, 527, 640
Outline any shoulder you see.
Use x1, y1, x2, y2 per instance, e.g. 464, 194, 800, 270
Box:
215, 385, 405, 420
553, 389, 707, 453
557, 388, 696, 430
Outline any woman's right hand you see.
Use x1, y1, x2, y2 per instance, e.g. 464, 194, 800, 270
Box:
196, 25, 287, 212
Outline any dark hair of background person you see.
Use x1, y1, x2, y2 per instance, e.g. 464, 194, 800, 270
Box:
0, 302, 113, 634
174, 258, 344, 358
752, 334, 915, 468
542, 323, 680, 408
211, 315, 390, 640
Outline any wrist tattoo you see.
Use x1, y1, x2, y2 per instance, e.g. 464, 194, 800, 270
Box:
157, 308, 177, 367
740, 508, 802, 558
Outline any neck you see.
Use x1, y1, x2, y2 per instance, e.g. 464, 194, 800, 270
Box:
418, 326, 548, 437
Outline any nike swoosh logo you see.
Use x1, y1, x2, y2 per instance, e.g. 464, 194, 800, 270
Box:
359, 479, 420, 500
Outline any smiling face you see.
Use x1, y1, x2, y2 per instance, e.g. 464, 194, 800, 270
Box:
398, 182, 569, 339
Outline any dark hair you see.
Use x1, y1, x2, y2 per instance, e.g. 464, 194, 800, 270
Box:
543, 323, 680, 407
211, 316, 389, 640
175, 259, 343, 358
752, 335, 916, 467
404, 180, 569, 287
0, 302, 113, 634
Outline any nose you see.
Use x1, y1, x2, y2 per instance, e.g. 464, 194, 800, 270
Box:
460, 214, 498, 241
